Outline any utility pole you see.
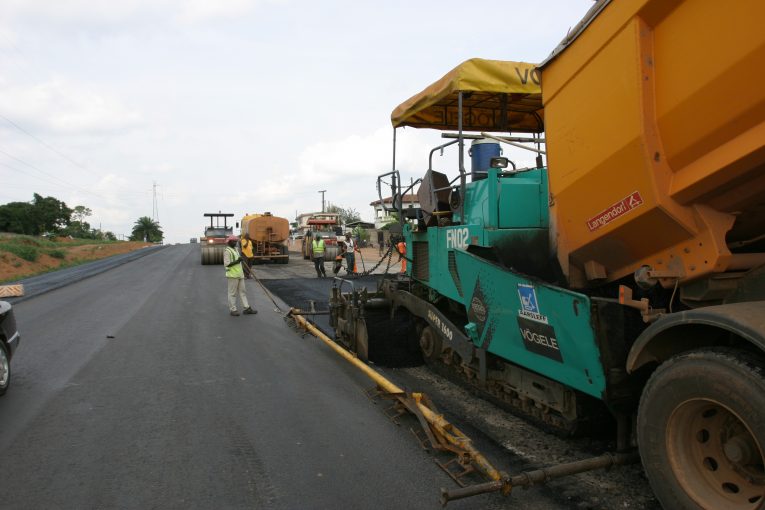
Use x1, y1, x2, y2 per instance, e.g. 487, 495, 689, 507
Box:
318, 189, 327, 213
152, 181, 159, 222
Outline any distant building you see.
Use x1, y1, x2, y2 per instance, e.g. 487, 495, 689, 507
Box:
370, 195, 419, 229
345, 221, 375, 230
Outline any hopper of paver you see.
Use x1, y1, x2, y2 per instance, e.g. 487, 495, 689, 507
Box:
540, 0, 765, 290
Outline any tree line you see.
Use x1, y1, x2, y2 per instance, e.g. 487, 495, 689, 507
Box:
0, 193, 163, 242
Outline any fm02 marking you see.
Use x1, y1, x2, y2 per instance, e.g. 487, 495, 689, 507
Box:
427, 309, 454, 341
446, 227, 470, 250
517, 317, 563, 362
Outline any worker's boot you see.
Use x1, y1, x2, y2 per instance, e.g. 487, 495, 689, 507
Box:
230, 310, 240, 316
243, 307, 257, 315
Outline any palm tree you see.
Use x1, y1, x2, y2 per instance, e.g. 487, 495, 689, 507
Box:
130, 216, 163, 242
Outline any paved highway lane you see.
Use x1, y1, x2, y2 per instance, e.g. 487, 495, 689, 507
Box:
0, 244, 565, 509
5, 244, 167, 304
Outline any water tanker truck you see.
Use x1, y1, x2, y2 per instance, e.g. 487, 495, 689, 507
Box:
329, 1, 765, 508
239, 212, 290, 264
200, 212, 233, 265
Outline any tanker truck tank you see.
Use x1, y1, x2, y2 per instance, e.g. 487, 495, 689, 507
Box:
240, 212, 290, 264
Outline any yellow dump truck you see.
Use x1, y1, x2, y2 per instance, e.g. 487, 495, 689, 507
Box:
240, 212, 290, 264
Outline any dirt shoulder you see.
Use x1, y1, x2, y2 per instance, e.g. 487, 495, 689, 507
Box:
0, 234, 154, 283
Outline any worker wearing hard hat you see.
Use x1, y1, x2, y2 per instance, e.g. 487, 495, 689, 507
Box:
224, 235, 257, 316
312, 233, 327, 278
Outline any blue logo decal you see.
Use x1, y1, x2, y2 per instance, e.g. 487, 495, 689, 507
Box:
517, 284, 547, 323
518, 284, 539, 313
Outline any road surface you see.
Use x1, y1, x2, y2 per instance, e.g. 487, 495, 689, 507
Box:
0, 244, 574, 509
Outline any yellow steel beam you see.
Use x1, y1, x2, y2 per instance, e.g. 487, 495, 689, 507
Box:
289, 308, 507, 488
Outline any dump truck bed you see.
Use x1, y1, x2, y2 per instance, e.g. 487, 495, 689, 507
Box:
541, 0, 765, 288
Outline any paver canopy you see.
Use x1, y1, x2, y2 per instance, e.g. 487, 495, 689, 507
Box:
390, 58, 544, 133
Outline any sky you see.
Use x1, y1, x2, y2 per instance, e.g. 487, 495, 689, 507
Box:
0, 0, 594, 243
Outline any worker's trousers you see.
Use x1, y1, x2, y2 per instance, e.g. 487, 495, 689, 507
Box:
345, 253, 355, 274
313, 256, 326, 277
227, 277, 250, 311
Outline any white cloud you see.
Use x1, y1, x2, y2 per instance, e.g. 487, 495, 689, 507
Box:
1, 1, 158, 25
177, 0, 273, 23
0, 78, 143, 135
92, 173, 132, 199
136, 163, 177, 176
0, 0, 282, 27
297, 127, 391, 182
0, 0, 595, 243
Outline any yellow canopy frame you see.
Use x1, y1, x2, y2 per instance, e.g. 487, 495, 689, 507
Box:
390, 58, 544, 133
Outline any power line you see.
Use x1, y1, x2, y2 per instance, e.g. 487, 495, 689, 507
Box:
0, 113, 95, 177
0, 147, 105, 199
0, 115, 152, 199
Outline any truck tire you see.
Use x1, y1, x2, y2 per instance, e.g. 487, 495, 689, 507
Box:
637, 348, 765, 510
0, 342, 10, 396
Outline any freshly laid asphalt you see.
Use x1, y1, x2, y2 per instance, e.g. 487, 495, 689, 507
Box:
0, 244, 567, 510
5, 244, 167, 304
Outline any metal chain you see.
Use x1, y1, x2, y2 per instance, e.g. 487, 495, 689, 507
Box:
342, 241, 397, 279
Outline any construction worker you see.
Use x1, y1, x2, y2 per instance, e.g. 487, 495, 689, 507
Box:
224, 235, 257, 316
397, 236, 407, 273
333, 239, 345, 275
240, 232, 254, 278
312, 233, 327, 278
344, 231, 357, 275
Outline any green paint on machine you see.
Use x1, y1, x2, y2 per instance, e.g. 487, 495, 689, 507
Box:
454, 249, 606, 400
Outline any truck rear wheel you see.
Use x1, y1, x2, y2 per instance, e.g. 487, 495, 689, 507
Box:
637, 349, 765, 509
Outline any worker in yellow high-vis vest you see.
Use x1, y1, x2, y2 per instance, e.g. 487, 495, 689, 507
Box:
311, 233, 327, 278
223, 235, 257, 316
